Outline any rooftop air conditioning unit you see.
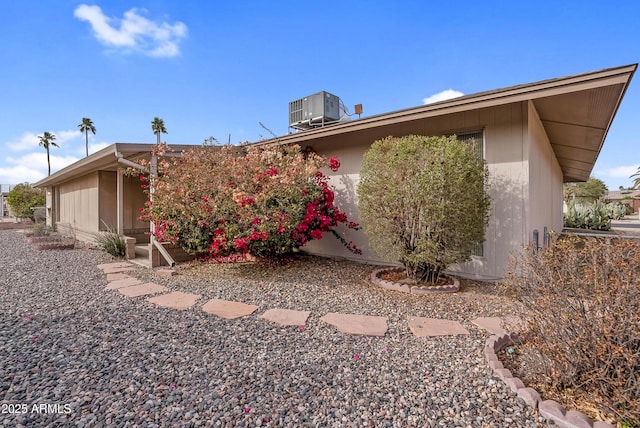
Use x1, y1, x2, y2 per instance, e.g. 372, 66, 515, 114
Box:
289, 91, 341, 131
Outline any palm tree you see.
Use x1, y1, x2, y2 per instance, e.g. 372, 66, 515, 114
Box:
151, 117, 167, 145
38, 132, 58, 176
78, 117, 96, 157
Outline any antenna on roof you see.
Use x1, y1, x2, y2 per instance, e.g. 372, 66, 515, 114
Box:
258, 122, 277, 139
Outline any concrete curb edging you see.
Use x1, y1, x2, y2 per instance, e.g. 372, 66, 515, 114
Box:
370, 267, 460, 294
485, 333, 615, 428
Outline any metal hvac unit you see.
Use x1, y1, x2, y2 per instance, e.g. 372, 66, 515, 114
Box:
289, 91, 341, 131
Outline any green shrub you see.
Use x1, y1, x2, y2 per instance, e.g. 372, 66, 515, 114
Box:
563, 199, 612, 230
94, 223, 126, 257
502, 235, 640, 425
32, 223, 53, 237
6, 183, 45, 220
605, 201, 629, 220
357, 135, 490, 283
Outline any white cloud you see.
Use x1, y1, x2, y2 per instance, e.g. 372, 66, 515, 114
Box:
1, 152, 79, 185
0, 165, 44, 185
57, 130, 83, 143
6, 132, 40, 151
88, 142, 110, 155
422, 89, 464, 105
6, 130, 82, 152
74, 4, 187, 58
594, 164, 640, 179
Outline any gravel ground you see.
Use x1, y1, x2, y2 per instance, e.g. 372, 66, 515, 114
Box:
0, 230, 551, 427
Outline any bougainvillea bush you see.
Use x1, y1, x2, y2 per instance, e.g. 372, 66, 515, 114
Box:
139, 143, 359, 258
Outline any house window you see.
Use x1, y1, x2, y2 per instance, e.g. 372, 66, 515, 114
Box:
455, 130, 484, 159
454, 130, 485, 257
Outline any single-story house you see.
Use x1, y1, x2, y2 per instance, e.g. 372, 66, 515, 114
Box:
604, 189, 640, 213
35, 64, 636, 279
33, 143, 198, 265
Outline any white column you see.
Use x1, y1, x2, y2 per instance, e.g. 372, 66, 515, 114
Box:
117, 169, 124, 235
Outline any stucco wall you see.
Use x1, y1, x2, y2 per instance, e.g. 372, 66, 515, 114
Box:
302, 102, 531, 280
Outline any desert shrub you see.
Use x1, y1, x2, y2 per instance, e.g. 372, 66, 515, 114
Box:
502, 235, 640, 425
32, 223, 52, 237
605, 201, 629, 220
138, 143, 359, 258
357, 134, 490, 283
6, 183, 45, 220
563, 199, 612, 230
94, 224, 126, 257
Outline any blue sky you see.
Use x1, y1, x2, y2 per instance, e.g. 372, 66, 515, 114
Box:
1, 1, 639, 189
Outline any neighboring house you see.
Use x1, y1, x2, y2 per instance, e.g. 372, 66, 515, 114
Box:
0, 184, 14, 219
604, 189, 640, 213
35, 64, 636, 279
33, 144, 197, 265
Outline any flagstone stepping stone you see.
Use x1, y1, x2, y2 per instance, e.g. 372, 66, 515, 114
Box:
202, 299, 259, 319
320, 313, 388, 336
97, 262, 134, 270
260, 309, 311, 326
106, 272, 132, 282
472, 316, 523, 335
118, 283, 167, 297
105, 277, 142, 290
407, 317, 469, 337
101, 266, 136, 274
147, 291, 201, 310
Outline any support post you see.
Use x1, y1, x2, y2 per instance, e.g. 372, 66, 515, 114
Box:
117, 169, 124, 235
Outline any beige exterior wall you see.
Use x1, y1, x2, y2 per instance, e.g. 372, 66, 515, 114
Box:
99, 171, 117, 231
526, 100, 564, 244
303, 101, 545, 280
57, 172, 100, 237
51, 170, 149, 243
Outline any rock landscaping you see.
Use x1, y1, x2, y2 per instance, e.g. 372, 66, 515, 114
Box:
0, 229, 552, 427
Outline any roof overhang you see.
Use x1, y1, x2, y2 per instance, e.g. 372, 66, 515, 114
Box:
256, 64, 636, 183
33, 143, 197, 188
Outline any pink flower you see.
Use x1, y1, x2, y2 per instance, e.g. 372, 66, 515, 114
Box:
234, 237, 249, 252
251, 217, 261, 225
319, 215, 332, 229
266, 167, 278, 176
310, 229, 323, 240
298, 326, 305, 332
240, 197, 255, 208
243, 406, 251, 413
329, 156, 340, 172
353, 353, 361, 361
